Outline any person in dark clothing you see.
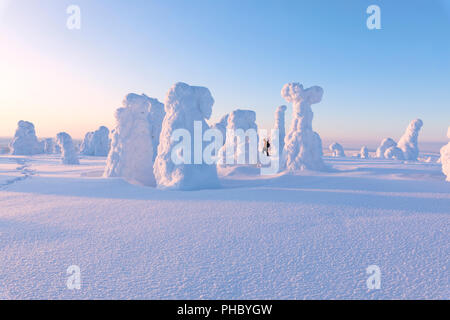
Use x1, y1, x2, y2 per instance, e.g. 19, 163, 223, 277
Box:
263, 138, 271, 156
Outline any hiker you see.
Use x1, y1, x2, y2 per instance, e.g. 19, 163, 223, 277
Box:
263, 138, 271, 156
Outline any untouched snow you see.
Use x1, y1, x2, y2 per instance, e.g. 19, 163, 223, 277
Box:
0, 153, 448, 299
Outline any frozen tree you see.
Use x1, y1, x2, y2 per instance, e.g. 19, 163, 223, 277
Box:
42, 138, 57, 154
376, 138, 397, 159
80, 126, 111, 156
154, 82, 219, 190
56, 132, 79, 165
281, 83, 325, 171
272, 105, 287, 157
104, 93, 156, 186
360, 146, 369, 159
146, 97, 165, 161
218, 109, 258, 166
10, 120, 43, 155
211, 114, 229, 147
440, 127, 450, 181
329, 142, 345, 157
397, 119, 423, 161
384, 146, 404, 160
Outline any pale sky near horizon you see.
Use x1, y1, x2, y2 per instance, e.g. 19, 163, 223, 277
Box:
0, 0, 449, 142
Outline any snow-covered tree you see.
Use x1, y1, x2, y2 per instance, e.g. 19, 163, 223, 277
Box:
359, 146, 369, 159
397, 119, 423, 161
154, 82, 219, 190
329, 142, 345, 157
104, 93, 156, 186
146, 97, 165, 161
80, 126, 110, 156
440, 127, 450, 181
211, 114, 229, 147
281, 83, 325, 171
56, 132, 79, 165
218, 109, 258, 166
376, 138, 397, 159
42, 138, 57, 154
273, 105, 287, 157
384, 146, 404, 160
10, 120, 42, 155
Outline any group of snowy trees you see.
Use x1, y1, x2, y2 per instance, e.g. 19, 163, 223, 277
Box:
7, 81, 449, 187
102, 81, 331, 189
9, 120, 111, 165
328, 119, 424, 162
375, 119, 423, 161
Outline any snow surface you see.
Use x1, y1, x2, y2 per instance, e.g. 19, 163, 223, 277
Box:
0, 152, 448, 299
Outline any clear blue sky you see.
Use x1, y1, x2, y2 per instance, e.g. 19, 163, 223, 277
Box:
0, 0, 449, 144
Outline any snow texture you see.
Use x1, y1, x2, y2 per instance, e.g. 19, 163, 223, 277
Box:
329, 142, 345, 157
218, 109, 258, 166
440, 126, 450, 181
397, 119, 423, 161
80, 126, 110, 157
56, 132, 79, 165
376, 138, 397, 159
360, 146, 369, 159
154, 82, 219, 190
281, 83, 325, 171
9, 120, 42, 155
0, 153, 448, 299
104, 93, 156, 187
384, 146, 404, 160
